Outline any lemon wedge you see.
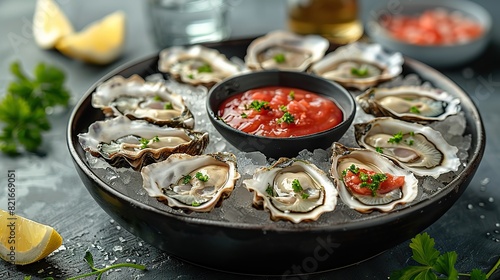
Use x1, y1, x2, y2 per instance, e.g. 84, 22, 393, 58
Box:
0, 209, 63, 265
55, 11, 126, 65
33, 0, 74, 49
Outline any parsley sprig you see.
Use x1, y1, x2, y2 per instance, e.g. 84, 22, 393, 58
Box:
391, 232, 500, 279
0, 61, 70, 155
351, 66, 369, 77
139, 136, 160, 149
277, 112, 295, 124
24, 251, 146, 280
292, 179, 310, 199
247, 100, 270, 112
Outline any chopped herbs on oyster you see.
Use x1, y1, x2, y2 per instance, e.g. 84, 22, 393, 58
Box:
330, 143, 418, 213
310, 42, 403, 90
141, 153, 240, 212
354, 117, 460, 178
245, 30, 329, 71
243, 158, 337, 223
158, 45, 242, 88
92, 74, 194, 128
356, 86, 461, 122
78, 116, 209, 170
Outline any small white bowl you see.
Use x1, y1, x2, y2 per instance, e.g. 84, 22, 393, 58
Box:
366, 0, 492, 68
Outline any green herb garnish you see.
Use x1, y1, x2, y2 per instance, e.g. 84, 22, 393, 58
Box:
410, 106, 421, 114
191, 201, 201, 207
265, 183, 274, 196
274, 53, 286, 63
248, 100, 270, 112
29, 251, 146, 280
376, 146, 384, 153
289, 90, 295, 100
388, 131, 404, 144
390, 232, 500, 280
277, 112, 295, 124
279, 105, 288, 112
197, 63, 213, 73
241, 112, 248, 118
153, 95, 162, 101
139, 136, 159, 149
195, 172, 209, 182
291, 179, 309, 199
351, 66, 369, 77
182, 174, 192, 184
0, 61, 70, 155
164, 102, 174, 110
187, 74, 194, 79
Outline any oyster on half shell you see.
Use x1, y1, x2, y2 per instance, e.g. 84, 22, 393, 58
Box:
354, 117, 460, 178
78, 116, 209, 170
158, 45, 242, 88
243, 158, 337, 223
330, 143, 418, 213
310, 43, 403, 90
92, 74, 194, 128
141, 153, 240, 212
245, 30, 329, 71
356, 86, 461, 123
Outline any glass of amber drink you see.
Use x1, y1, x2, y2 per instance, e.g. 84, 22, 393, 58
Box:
287, 0, 363, 44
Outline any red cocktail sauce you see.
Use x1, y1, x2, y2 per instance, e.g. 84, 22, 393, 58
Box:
217, 86, 343, 137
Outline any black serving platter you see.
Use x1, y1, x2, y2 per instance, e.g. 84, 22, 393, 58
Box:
67, 38, 485, 275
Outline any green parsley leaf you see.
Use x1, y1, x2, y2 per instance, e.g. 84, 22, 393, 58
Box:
376, 146, 384, 153
391, 232, 500, 280
139, 138, 149, 149
265, 184, 274, 196
191, 201, 201, 207
274, 53, 286, 63
164, 102, 173, 110
248, 100, 270, 112
152, 136, 160, 142
277, 112, 295, 124
433, 251, 458, 279
292, 179, 303, 193
351, 66, 369, 77
241, 112, 248, 118
279, 105, 288, 112
301, 193, 310, 199
182, 175, 192, 184
410, 232, 440, 266
195, 172, 209, 182
388, 131, 404, 144
188, 74, 194, 79
289, 90, 295, 100
197, 63, 212, 73
410, 106, 421, 114
153, 95, 162, 101
0, 61, 70, 155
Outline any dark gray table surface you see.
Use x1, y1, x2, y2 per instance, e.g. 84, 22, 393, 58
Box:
1, 0, 499, 279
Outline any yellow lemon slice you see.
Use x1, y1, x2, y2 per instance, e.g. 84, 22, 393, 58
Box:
33, 0, 74, 49
0, 209, 63, 265
55, 11, 126, 65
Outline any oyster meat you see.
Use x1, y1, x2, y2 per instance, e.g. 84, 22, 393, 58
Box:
310, 43, 403, 90
78, 116, 209, 170
158, 45, 242, 88
356, 86, 461, 122
243, 158, 337, 223
330, 143, 418, 213
141, 153, 240, 212
354, 117, 460, 178
92, 74, 194, 128
245, 30, 329, 71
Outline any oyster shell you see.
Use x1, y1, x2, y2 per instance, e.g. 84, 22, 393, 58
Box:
78, 116, 209, 170
243, 158, 337, 223
92, 74, 194, 128
141, 153, 240, 212
356, 86, 461, 122
158, 45, 242, 88
310, 43, 403, 90
330, 143, 418, 213
354, 117, 460, 178
245, 30, 329, 71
